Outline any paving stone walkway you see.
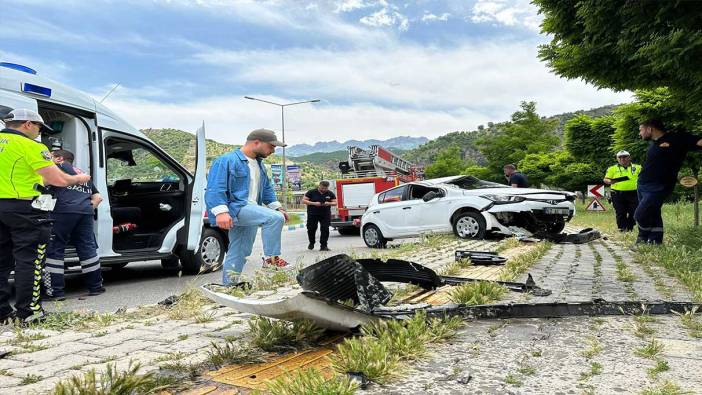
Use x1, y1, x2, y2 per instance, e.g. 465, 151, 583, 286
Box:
0, 236, 699, 394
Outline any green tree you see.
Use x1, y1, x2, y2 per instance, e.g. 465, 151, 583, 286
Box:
424, 146, 466, 178
477, 101, 560, 173
535, 1, 702, 110
564, 114, 615, 177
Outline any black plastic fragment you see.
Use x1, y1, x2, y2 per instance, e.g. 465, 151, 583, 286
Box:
357, 258, 442, 289
347, 372, 370, 389
535, 228, 602, 244
455, 250, 507, 265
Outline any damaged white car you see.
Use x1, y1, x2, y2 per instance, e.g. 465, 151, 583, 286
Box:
361, 175, 576, 248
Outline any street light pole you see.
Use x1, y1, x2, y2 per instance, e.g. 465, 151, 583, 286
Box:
244, 96, 320, 209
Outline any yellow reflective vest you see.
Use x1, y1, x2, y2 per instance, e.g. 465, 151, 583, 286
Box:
0, 129, 54, 199
604, 163, 640, 192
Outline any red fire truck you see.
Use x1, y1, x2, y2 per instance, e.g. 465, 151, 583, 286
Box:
330, 145, 422, 235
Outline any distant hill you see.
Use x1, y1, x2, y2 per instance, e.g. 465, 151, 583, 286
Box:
284, 136, 428, 157
403, 104, 621, 166
142, 128, 339, 189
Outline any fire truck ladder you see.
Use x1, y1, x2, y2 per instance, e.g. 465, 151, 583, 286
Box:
340, 145, 416, 180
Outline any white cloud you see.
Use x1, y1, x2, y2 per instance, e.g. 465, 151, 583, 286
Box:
470, 0, 542, 31
359, 8, 409, 31
421, 12, 450, 22
334, 0, 371, 13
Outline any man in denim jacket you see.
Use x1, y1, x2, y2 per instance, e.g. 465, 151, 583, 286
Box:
205, 129, 289, 284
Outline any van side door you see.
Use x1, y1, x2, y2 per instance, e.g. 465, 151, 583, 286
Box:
180, 123, 206, 252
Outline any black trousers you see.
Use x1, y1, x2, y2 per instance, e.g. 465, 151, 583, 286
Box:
307, 214, 331, 247
611, 190, 639, 231
0, 206, 52, 319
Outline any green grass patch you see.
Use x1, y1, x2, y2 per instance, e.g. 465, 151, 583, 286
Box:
580, 337, 603, 360
206, 339, 266, 367
648, 359, 670, 378
674, 307, 702, 338
248, 317, 325, 352
20, 374, 42, 385
640, 380, 690, 395
504, 373, 522, 387
266, 368, 357, 395
53, 362, 181, 394
579, 362, 603, 381
636, 338, 664, 359
448, 281, 508, 305
499, 242, 552, 281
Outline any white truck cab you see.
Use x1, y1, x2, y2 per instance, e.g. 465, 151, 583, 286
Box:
0, 62, 225, 274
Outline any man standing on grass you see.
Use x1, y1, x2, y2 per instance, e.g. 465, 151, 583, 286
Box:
634, 119, 702, 245
303, 180, 336, 251
205, 129, 290, 284
603, 150, 640, 232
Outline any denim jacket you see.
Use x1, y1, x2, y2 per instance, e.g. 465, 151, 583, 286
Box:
205, 149, 280, 225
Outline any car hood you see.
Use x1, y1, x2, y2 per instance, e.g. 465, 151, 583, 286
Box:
422, 176, 575, 199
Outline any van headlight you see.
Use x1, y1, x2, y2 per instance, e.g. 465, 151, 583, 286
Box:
480, 194, 527, 204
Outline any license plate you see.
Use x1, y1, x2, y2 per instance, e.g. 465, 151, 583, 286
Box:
544, 207, 570, 215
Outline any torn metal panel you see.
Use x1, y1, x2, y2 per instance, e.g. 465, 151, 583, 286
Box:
441, 273, 552, 296
375, 300, 702, 320
454, 250, 507, 265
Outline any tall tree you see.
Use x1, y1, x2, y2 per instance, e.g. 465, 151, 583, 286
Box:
535, 1, 702, 110
424, 146, 467, 179
477, 101, 560, 173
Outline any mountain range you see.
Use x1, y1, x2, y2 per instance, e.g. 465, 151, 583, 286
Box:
282, 136, 428, 157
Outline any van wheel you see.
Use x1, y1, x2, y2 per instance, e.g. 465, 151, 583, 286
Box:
453, 211, 487, 239
179, 228, 225, 274
363, 224, 387, 249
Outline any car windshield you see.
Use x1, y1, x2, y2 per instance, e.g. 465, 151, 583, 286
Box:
450, 176, 505, 190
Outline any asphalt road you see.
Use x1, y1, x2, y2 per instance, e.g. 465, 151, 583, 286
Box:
40, 228, 372, 313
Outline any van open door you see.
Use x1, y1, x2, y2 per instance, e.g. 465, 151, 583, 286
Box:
184, 122, 207, 253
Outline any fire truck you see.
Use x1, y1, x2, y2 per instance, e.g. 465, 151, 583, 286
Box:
330, 145, 422, 235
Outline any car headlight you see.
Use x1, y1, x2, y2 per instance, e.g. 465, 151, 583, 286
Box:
480, 194, 527, 204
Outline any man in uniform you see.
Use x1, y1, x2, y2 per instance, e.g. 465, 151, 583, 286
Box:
302, 180, 337, 251
205, 129, 289, 285
0, 109, 90, 324
635, 119, 702, 244
503, 164, 529, 188
44, 149, 105, 301
603, 150, 640, 232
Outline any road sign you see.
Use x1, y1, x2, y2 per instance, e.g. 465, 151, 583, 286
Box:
588, 184, 605, 198
680, 176, 699, 188
586, 198, 606, 211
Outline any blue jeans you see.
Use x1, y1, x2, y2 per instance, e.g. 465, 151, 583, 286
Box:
222, 203, 284, 284
634, 185, 672, 245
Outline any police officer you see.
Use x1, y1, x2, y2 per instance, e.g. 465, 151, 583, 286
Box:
603, 150, 639, 232
44, 150, 105, 301
303, 180, 337, 251
635, 119, 702, 245
0, 109, 90, 324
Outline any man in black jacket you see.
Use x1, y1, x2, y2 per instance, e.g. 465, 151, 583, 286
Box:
303, 181, 337, 251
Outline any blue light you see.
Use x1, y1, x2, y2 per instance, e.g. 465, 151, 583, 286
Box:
0, 62, 37, 75
22, 83, 52, 97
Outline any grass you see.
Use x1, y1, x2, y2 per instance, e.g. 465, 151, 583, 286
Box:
331, 311, 462, 384
504, 373, 522, 387
633, 312, 657, 338
20, 374, 42, 385
648, 359, 670, 378
579, 362, 603, 381
498, 241, 552, 281
572, 201, 702, 301
248, 317, 325, 352
287, 213, 303, 227
206, 339, 266, 367
517, 365, 536, 376
581, 337, 603, 359
447, 281, 508, 305
52, 362, 181, 394
265, 368, 358, 395
640, 380, 690, 395
636, 338, 664, 359
673, 306, 702, 338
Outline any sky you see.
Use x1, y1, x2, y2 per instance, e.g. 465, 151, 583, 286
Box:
1, 0, 631, 146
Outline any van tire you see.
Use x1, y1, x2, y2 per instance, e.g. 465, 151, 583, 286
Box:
179, 228, 225, 274
363, 224, 387, 249
452, 211, 487, 240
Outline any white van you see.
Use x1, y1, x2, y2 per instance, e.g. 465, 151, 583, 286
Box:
0, 62, 226, 274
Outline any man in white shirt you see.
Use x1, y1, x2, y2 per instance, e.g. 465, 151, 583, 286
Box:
205, 129, 289, 284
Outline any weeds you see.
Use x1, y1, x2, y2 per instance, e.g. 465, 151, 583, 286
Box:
499, 242, 552, 281
52, 362, 180, 394
636, 339, 664, 359
20, 374, 42, 385
579, 362, 603, 381
248, 317, 325, 352
266, 368, 358, 395
206, 340, 266, 367
518, 365, 536, 376
581, 337, 603, 359
448, 281, 508, 305
332, 336, 400, 384
673, 307, 702, 338
504, 373, 522, 387
648, 359, 670, 378
633, 313, 657, 338
640, 380, 690, 395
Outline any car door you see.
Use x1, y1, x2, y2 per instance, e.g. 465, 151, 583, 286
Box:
181, 123, 206, 252
371, 185, 408, 237
405, 185, 451, 233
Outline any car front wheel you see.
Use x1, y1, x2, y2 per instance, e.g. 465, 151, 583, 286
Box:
453, 211, 487, 239
363, 224, 387, 248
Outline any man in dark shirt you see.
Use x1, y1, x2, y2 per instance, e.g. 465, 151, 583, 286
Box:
44, 150, 105, 300
634, 119, 702, 244
303, 181, 337, 251
503, 164, 529, 188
